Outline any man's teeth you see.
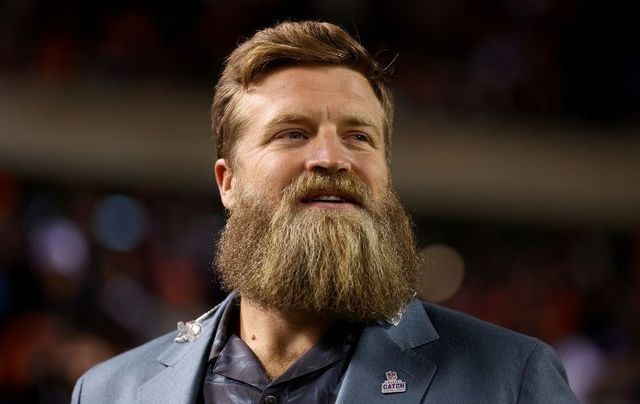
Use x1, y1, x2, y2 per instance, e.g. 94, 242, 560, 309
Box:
312, 195, 344, 202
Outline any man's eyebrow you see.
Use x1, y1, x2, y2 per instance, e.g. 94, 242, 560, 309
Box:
264, 113, 316, 131
341, 114, 379, 129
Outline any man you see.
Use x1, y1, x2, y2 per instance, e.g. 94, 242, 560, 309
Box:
72, 21, 578, 403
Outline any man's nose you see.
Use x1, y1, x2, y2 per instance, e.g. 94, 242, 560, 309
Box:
304, 132, 351, 174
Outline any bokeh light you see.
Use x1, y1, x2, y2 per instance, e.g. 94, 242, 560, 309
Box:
93, 194, 147, 251
418, 244, 466, 303
29, 217, 89, 277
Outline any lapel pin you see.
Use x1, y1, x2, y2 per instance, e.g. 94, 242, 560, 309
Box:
381, 371, 407, 394
174, 305, 219, 343
174, 320, 203, 343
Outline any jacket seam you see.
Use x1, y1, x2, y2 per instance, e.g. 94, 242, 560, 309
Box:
74, 375, 84, 403
517, 342, 540, 404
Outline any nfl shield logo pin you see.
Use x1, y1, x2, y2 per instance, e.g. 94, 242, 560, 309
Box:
381, 371, 407, 394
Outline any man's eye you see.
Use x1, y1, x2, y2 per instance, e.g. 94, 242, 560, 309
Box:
278, 130, 307, 140
352, 133, 370, 143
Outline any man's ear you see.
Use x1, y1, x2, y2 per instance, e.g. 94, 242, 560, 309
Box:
214, 159, 235, 209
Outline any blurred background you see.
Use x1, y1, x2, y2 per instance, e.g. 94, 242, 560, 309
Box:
1, 1, 639, 403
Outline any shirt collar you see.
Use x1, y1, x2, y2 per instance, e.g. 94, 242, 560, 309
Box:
207, 293, 240, 361
207, 299, 361, 388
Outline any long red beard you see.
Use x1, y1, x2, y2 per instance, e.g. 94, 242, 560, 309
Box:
215, 171, 421, 322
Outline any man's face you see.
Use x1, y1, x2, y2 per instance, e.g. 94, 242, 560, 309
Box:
215, 65, 389, 212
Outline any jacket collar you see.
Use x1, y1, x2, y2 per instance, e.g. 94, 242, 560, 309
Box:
136, 293, 236, 404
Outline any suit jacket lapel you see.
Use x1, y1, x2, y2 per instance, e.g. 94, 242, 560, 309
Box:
136, 294, 234, 404
336, 300, 439, 404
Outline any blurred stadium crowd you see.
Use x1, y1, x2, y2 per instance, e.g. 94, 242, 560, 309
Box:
1, 1, 639, 403
1, 0, 638, 122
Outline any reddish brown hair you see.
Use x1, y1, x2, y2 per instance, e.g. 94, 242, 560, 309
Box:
211, 21, 394, 164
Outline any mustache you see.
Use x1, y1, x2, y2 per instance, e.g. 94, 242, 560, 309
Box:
281, 171, 373, 210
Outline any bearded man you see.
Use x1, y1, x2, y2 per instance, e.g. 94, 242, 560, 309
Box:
72, 21, 578, 403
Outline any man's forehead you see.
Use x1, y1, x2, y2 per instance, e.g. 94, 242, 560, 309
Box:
238, 65, 385, 129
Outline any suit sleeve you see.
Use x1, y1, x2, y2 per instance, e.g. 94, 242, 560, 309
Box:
517, 342, 579, 404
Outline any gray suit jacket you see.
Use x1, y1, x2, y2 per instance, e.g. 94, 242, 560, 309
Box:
72, 294, 578, 403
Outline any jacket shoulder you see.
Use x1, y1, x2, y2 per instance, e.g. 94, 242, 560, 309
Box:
87, 329, 177, 377
72, 330, 177, 403
415, 301, 577, 403
418, 300, 553, 367
420, 301, 539, 346
71, 296, 234, 403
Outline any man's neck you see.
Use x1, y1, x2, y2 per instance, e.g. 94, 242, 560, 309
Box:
238, 297, 333, 381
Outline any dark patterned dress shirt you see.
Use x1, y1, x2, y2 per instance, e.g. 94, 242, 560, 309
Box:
201, 300, 360, 404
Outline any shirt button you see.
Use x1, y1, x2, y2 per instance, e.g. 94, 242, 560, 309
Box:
264, 395, 277, 404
